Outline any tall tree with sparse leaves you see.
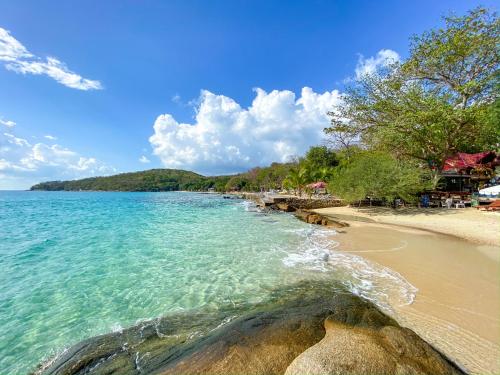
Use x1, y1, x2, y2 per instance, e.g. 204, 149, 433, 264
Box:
326, 7, 500, 187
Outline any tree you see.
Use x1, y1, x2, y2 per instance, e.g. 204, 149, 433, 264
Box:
283, 167, 309, 196
326, 7, 500, 187
329, 151, 431, 204
303, 146, 339, 170
402, 7, 499, 109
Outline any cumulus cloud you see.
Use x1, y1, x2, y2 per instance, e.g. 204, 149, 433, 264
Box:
139, 155, 150, 163
355, 49, 400, 79
0, 27, 102, 90
149, 87, 342, 175
44, 134, 57, 140
0, 117, 16, 127
0, 131, 114, 189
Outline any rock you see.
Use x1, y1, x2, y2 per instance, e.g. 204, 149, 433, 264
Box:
293, 210, 349, 228
35, 281, 336, 375
293, 209, 311, 223
35, 282, 465, 375
306, 214, 322, 224
285, 296, 464, 375
276, 203, 296, 212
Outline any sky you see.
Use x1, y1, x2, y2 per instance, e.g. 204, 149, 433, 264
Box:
0, 0, 496, 189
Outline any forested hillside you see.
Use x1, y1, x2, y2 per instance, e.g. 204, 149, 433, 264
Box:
30, 169, 231, 192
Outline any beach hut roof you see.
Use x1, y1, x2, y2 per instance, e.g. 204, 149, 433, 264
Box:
307, 181, 327, 189
442, 152, 496, 173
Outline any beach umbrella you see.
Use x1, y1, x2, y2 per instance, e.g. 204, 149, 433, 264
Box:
479, 185, 500, 196
307, 181, 327, 189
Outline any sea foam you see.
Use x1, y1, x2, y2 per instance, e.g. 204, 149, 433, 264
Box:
282, 225, 418, 312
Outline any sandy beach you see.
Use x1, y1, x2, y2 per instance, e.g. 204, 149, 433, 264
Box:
315, 206, 500, 247
314, 206, 500, 374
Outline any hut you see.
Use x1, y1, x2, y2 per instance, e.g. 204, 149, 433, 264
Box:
423, 151, 499, 207
306, 181, 327, 195
440, 151, 498, 192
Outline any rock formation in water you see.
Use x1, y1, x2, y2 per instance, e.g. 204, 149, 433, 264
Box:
34, 281, 465, 375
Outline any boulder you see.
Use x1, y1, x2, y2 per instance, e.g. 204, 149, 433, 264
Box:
285, 302, 464, 375
35, 282, 464, 375
276, 203, 296, 212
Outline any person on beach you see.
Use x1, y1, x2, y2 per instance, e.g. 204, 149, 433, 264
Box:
420, 194, 429, 208
445, 195, 453, 209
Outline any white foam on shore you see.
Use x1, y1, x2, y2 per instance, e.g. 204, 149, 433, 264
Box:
282, 226, 418, 313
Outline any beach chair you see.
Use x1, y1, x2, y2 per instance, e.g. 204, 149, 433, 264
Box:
477, 200, 500, 211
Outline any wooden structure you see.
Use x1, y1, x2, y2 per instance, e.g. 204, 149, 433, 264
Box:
439, 151, 498, 193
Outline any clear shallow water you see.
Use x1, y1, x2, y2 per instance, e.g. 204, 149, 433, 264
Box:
0, 191, 415, 374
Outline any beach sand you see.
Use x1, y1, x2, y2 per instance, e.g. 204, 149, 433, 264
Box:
315, 206, 500, 247
314, 207, 500, 374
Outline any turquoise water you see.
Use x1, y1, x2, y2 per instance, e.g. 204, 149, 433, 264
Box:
0, 191, 415, 374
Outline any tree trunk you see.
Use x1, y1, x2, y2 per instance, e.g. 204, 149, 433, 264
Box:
430, 168, 442, 190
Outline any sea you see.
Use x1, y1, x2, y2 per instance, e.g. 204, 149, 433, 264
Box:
0, 191, 416, 374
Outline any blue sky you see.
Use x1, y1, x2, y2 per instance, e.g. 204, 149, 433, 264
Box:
0, 0, 496, 189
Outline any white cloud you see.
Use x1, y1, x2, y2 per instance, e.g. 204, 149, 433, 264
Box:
44, 134, 57, 140
149, 87, 342, 175
4, 132, 30, 147
355, 49, 400, 79
0, 27, 102, 90
0, 131, 114, 189
0, 118, 16, 127
139, 155, 150, 163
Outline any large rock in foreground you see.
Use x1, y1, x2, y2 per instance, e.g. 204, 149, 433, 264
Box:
286, 298, 464, 375
34, 281, 465, 375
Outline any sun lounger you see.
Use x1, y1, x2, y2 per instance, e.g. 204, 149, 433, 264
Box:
477, 200, 500, 211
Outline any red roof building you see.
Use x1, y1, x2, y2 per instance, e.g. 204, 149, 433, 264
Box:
442, 152, 497, 174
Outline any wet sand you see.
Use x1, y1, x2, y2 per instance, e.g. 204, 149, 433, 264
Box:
331, 221, 500, 374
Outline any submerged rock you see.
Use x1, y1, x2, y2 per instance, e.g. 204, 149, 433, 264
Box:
34, 281, 465, 375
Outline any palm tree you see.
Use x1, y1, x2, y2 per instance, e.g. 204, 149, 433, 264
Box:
283, 167, 309, 196
311, 167, 333, 182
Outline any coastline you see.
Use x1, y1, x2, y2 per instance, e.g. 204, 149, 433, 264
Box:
316, 208, 500, 374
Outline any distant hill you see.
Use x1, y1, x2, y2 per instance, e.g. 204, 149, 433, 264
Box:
30, 162, 298, 192
30, 169, 231, 192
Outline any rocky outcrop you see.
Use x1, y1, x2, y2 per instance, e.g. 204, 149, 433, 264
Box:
240, 193, 345, 211
274, 197, 344, 210
286, 301, 465, 375
35, 281, 465, 375
293, 209, 349, 228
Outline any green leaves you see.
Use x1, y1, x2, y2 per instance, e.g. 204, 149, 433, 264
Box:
328, 151, 430, 204
326, 6, 499, 187
403, 7, 499, 107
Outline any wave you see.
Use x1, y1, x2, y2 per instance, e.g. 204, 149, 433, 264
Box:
282, 225, 418, 313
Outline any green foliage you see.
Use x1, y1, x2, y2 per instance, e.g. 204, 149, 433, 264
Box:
32, 163, 297, 193
225, 163, 296, 191
30, 169, 231, 192
302, 146, 339, 171
329, 151, 431, 203
283, 166, 309, 196
326, 7, 500, 187
402, 7, 499, 107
